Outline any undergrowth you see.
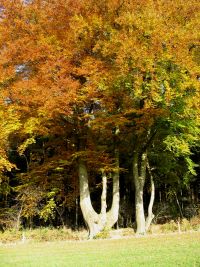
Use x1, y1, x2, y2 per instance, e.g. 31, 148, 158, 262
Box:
0, 216, 200, 243
0, 227, 85, 243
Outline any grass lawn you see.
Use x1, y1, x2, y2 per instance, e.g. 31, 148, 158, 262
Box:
0, 232, 200, 267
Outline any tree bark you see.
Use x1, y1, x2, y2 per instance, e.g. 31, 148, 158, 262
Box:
78, 160, 100, 239
133, 150, 147, 235
100, 171, 107, 226
78, 155, 120, 238
75, 197, 79, 230
175, 192, 183, 219
106, 169, 120, 228
145, 159, 155, 231
16, 205, 23, 230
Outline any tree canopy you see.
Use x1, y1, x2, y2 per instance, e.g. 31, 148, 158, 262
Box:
0, 0, 199, 236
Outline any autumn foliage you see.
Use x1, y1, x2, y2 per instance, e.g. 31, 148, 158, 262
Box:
0, 0, 199, 234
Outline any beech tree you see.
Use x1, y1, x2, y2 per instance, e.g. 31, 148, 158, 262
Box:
69, 0, 200, 234
0, 0, 120, 236
78, 155, 120, 238
0, 0, 199, 236
0, 0, 82, 228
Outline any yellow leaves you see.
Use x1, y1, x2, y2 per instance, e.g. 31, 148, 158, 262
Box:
38, 34, 61, 52
0, 157, 14, 172
164, 135, 191, 157
163, 80, 173, 105
17, 116, 49, 156
22, 117, 41, 135
18, 137, 36, 156
0, 107, 21, 172
0, 108, 21, 137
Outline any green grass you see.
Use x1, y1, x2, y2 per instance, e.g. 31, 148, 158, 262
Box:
0, 232, 200, 267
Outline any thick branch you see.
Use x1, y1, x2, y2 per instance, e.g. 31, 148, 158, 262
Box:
106, 150, 120, 228
100, 171, 107, 225
145, 158, 155, 231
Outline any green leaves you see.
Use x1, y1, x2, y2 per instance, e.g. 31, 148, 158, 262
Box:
164, 136, 191, 157
185, 157, 198, 176
39, 198, 56, 222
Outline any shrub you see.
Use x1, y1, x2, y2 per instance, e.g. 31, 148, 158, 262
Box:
190, 215, 200, 231
94, 228, 110, 239
181, 218, 192, 232
160, 220, 178, 233
0, 229, 22, 243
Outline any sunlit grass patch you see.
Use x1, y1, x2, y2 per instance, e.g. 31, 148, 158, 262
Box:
0, 232, 199, 267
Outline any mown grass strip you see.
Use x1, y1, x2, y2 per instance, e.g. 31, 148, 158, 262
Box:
0, 232, 200, 267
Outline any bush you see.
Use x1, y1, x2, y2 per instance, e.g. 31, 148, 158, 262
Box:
190, 215, 200, 231
0, 229, 22, 243
160, 220, 178, 233
181, 218, 192, 232
154, 217, 200, 234
94, 228, 110, 239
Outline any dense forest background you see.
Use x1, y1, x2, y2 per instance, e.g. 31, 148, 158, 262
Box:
1, 134, 199, 231
0, 0, 199, 236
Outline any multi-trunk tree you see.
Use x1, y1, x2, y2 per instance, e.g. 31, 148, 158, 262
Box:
69, 0, 200, 234
0, 0, 121, 236
0, 0, 199, 236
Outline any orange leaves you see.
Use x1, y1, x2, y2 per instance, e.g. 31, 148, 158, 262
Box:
0, 0, 199, 162
0, 0, 82, 121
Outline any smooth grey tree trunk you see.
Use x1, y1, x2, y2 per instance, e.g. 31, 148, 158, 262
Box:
100, 171, 107, 226
79, 160, 100, 238
145, 159, 155, 231
78, 158, 119, 239
16, 205, 23, 230
133, 151, 157, 234
106, 169, 120, 228
133, 150, 147, 235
